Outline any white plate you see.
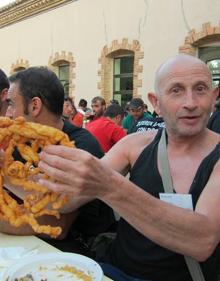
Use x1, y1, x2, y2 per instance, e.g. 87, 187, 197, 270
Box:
3, 252, 103, 281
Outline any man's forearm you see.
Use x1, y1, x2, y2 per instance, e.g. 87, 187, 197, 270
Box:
101, 171, 218, 261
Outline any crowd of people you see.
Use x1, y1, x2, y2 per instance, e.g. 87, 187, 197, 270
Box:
0, 54, 220, 281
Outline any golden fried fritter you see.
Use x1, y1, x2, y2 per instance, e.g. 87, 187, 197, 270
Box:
0, 117, 74, 238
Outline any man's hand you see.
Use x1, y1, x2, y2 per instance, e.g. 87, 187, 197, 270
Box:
38, 146, 113, 198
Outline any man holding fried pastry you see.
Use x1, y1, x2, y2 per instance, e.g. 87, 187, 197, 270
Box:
0, 67, 115, 256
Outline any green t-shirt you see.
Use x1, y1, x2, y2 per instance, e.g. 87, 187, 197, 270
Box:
122, 112, 152, 134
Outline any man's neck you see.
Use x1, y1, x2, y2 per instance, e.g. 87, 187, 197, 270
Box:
166, 128, 211, 153
0, 102, 8, 117
35, 114, 64, 131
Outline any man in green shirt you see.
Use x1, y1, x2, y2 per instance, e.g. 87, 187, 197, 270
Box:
122, 98, 152, 134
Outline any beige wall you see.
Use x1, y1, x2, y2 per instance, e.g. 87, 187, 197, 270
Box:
0, 0, 220, 108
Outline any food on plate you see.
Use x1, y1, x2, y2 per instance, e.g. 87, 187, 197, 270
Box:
0, 117, 74, 238
14, 274, 35, 281
13, 274, 47, 281
11, 264, 92, 281
58, 265, 92, 281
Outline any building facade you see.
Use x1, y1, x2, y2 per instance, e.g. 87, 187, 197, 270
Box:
0, 0, 219, 109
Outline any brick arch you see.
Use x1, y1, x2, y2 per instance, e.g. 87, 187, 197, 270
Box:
179, 22, 220, 55
10, 58, 29, 74
48, 51, 76, 99
98, 38, 144, 103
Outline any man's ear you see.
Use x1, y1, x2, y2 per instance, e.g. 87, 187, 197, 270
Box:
148, 92, 161, 116
1, 88, 8, 102
115, 114, 122, 125
30, 97, 42, 117
213, 87, 219, 100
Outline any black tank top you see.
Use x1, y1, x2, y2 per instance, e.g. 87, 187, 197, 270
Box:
108, 129, 220, 281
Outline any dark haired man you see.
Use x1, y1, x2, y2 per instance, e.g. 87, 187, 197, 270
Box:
122, 98, 152, 134
207, 98, 220, 133
86, 104, 126, 153
0, 69, 9, 116
1, 67, 115, 254
85, 96, 106, 123
78, 98, 90, 112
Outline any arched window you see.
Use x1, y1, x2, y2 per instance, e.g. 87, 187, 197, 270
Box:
98, 39, 143, 107
48, 51, 75, 99
207, 59, 220, 87
112, 51, 134, 108
199, 46, 220, 87
55, 61, 70, 97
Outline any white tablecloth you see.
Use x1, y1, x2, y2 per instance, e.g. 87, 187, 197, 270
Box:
0, 232, 112, 281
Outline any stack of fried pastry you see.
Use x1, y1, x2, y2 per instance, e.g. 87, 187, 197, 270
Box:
0, 117, 74, 238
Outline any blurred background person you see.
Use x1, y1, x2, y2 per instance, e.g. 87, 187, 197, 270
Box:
84, 96, 106, 123
110, 99, 119, 105
207, 100, 220, 133
63, 97, 83, 127
78, 98, 92, 115
122, 97, 152, 134
86, 104, 126, 153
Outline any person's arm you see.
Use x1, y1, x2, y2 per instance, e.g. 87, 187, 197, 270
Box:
99, 167, 220, 261
38, 136, 220, 261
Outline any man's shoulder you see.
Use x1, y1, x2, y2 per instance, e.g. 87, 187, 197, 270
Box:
120, 129, 158, 150
115, 130, 159, 166
122, 114, 133, 129
62, 120, 104, 158
87, 116, 108, 125
62, 119, 84, 138
122, 114, 132, 123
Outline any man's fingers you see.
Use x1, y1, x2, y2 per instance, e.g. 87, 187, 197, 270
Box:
38, 158, 73, 184
41, 145, 89, 161
40, 145, 95, 174
39, 177, 75, 195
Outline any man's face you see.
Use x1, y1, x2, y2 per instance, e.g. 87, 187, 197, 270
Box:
157, 59, 218, 138
91, 100, 105, 117
63, 101, 73, 118
129, 106, 144, 121
7, 82, 28, 120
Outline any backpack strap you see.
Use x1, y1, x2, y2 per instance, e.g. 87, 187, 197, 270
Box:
158, 129, 206, 281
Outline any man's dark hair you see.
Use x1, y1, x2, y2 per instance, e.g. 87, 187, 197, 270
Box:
64, 97, 73, 104
129, 98, 144, 109
64, 96, 77, 112
9, 67, 64, 116
110, 99, 119, 105
104, 104, 124, 118
79, 98, 87, 108
0, 69, 9, 92
91, 96, 106, 106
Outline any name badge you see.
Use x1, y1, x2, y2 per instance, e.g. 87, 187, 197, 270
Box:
159, 193, 193, 210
